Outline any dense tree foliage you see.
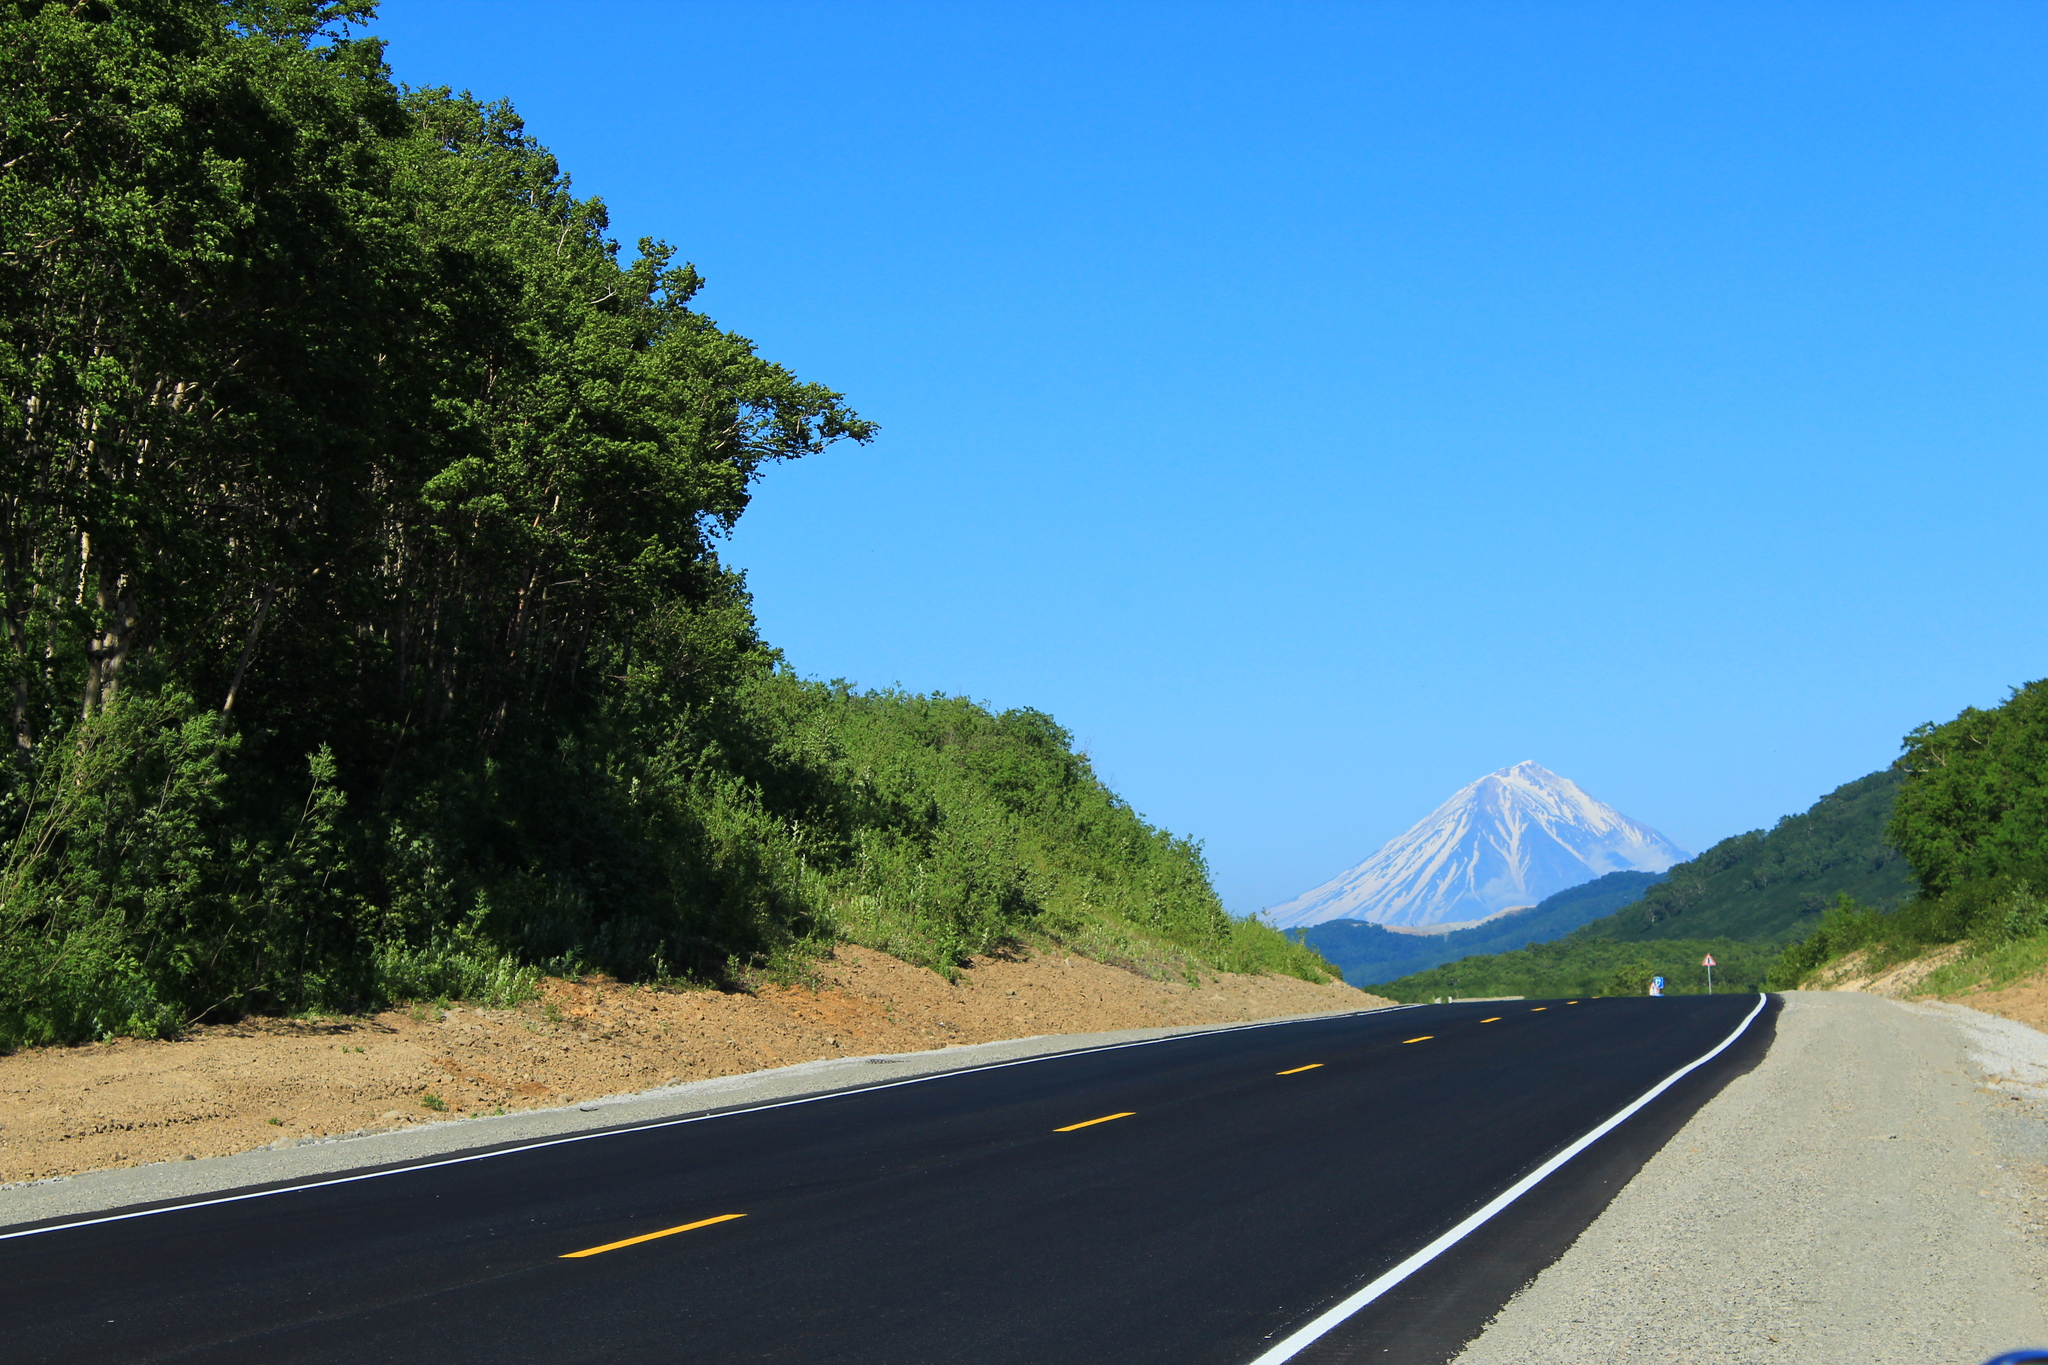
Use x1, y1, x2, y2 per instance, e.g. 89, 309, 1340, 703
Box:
1887, 680, 2048, 898
1769, 681, 2048, 987
0, 1, 1326, 1047
1578, 768, 1912, 943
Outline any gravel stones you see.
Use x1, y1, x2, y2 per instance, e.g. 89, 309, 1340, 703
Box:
1453, 991, 2048, 1365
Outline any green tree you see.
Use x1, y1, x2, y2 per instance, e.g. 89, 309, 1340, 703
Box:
1888, 679, 2048, 898
1606, 960, 1654, 996
0, 2, 1326, 1046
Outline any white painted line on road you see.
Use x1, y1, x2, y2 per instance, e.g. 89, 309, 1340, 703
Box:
0, 1003, 1430, 1244
1245, 993, 1772, 1365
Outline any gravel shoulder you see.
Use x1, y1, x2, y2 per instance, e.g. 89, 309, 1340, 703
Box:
1453, 991, 2048, 1365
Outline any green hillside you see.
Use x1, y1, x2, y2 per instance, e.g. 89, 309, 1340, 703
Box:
1302, 870, 1666, 985
1578, 768, 1912, 944
1371, 767, 1911, 1001
1770, 679, 2048, 988
0, 5, 1326, 1051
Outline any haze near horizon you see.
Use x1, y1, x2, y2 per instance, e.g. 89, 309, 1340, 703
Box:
372, 1, 2048, 915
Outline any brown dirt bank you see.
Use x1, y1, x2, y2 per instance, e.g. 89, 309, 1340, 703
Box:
0, 945, 1387, 1184
1944, 975, 2048, 1031
1821, 944, 2048, 1031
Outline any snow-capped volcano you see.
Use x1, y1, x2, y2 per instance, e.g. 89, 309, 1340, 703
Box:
1263, 761, 1689, 930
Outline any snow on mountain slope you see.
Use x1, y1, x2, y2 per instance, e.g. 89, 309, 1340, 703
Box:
1263, 761, 1689, 930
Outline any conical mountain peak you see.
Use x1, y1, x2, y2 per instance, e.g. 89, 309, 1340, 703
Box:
1264, 764, 1689, 930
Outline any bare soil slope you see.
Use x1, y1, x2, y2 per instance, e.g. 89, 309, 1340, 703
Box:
1946, 976, 2048, 1031
0, 946, 1386, 1184
1822, 945, 2048, 1028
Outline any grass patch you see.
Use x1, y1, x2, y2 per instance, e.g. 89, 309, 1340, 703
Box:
1916, 933, 2048, 997
1768, 881, 2048, 989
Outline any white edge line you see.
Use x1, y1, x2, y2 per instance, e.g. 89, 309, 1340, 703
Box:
1245, 992, 1772, 1365
0, 1001, 1429, 1244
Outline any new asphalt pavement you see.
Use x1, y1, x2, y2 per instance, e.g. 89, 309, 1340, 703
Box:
2, 992, 1777, 1365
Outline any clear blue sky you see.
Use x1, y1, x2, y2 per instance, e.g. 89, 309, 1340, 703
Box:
372, 1, 2046, 914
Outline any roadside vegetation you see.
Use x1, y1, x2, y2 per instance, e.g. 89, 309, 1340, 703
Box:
1765, 680, 2048, 991
0, 1, 1325, 1051
1579, 768, 1913, 944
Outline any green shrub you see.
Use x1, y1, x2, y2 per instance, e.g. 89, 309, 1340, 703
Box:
0, 7, 1329, 1049
1765, 880, 2048, 989
1606, 961, 1655, 997
370, 902, 544, 1009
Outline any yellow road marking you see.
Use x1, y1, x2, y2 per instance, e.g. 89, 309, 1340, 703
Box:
1530, 1007, 1547, 1011
1567, 1000, 1579, 1004
1480, 1017, 1502, 1023
561, 1213, 746, 1258
1276, 1064, 1323, 1075
1055, 1112, 1136, 1132
1402, 1036, 1433, 1044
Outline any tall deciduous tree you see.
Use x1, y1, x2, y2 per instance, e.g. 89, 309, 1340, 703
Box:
0, 1, 1325, 1049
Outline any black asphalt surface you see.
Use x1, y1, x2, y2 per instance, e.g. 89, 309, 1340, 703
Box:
4, 993, 1777, 1365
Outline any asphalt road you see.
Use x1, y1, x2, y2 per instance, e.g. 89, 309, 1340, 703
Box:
3, 993, 1776, 1365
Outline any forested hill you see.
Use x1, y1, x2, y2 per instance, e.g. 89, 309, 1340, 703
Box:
1574, 768, 1912, 944
1315, 766, 1910, 989
1302, 870, 1666, 985
0, 1, 1327, 1050
1368, 767, 1912, 1001
1770, 678, 2048, 989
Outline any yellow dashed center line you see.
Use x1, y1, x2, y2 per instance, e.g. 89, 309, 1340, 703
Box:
1480, 1017, 1502, 1023
561, 1213, 746, 1258
1402, 1036, 1434, 1044
1530, 1007, 1547, 1012
1055, 1112, 1136, 1132
1567, 1001, 1580, 1005
1276, 1064, 1323, 1075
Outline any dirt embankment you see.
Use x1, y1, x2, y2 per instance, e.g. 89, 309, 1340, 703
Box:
1809, 944, 1967, 997
1818, 944, 2048, 1030
0, 946, 1387, 1184
1942, 976, 2048, 1032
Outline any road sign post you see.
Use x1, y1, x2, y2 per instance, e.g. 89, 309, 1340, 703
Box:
1702, 953, 1716, 994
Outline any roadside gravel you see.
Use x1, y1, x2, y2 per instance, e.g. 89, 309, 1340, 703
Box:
1453, 991, 2048, 1365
